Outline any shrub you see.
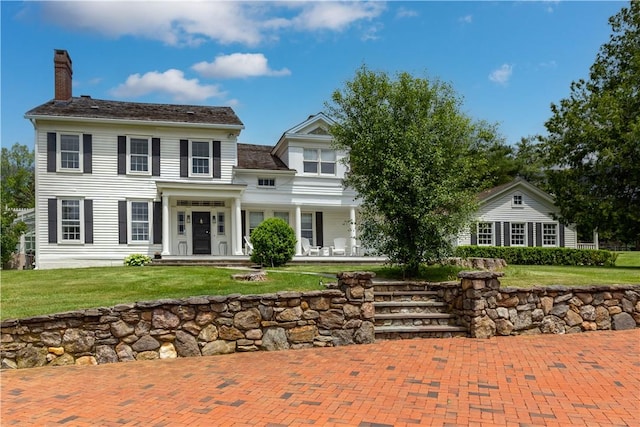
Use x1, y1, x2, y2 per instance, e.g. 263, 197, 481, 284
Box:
454, 246, 617, 267
250, 218, 296, 267
124, 253, 152, 267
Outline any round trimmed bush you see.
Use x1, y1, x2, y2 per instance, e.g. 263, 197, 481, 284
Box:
250, 218, 296, 267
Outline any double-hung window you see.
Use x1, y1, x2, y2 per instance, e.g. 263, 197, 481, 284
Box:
543, 224, 557, 246
59, 134, 81, 171
274, 211, 290, 225
303, 149, 336, 175
191, 141, 211, 177
129, 137, 150, 174
301, 213, 314, 244
249, 212, 264, 235
477, 222, 493, 245
60, 199, 82, 242
511, 223, 526, 246
130, 201, 150, 242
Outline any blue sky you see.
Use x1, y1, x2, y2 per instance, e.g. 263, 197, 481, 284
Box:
1, 1, 625, 150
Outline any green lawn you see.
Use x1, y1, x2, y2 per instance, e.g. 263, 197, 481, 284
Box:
1, 253, 638, 321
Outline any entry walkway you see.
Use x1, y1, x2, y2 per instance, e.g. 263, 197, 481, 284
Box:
2, 330, 638, 426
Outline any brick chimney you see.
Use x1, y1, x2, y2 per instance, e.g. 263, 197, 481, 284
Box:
54, 49, 72, 101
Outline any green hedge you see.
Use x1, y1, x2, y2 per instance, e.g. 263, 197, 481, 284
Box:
454, 246, 618, 267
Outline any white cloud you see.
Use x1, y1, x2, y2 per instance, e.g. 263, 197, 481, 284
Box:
489, 64, 513, 85
192, 53, 291, 79
111, 69, 225, 102
40, 1, 386, 46
459, 14, 473, 24
289, 2, 386, 32
396, 7, 418, 19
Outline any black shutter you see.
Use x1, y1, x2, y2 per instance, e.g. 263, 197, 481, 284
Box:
117, 136, 126, 175
153, 201, 162, 244
47, 132, 57, 172
495, 222, 502, 246
527, 222, 534, 247
152, 138, 161, 176
84, 199, 94, 244
180, 139, 189, 177
48, 198, 57, 243
470, 227, 477, 245
559, 225, 565, 247
241, 210, 247, 248
118, 201, 127, 244
315, 212, 324, 247
504, 222, 511, 247
213, 140, 221, 179
83, 134, 92, 174
536, 223, 542, 247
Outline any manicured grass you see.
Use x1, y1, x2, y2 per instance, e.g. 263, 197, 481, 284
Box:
0, 266, 324, 320
2, 255, 638, 320
615, 251, 640, 267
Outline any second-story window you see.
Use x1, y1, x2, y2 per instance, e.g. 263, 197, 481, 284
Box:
303, 149, 336, 175
129, 137, 150, 173
258, 177, 275, 188
191, 141, 211, 176
59, 134, 81, 171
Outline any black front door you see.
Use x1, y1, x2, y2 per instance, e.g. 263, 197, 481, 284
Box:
192, 212, 211, 254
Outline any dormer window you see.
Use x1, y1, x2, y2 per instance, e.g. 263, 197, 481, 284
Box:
304, 149, 336, 175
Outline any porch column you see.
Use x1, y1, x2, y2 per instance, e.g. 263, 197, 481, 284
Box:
349, 207, 357, 256
295, 205, 302, 255
594, 229, 599, 250
161, 195, 170, 255
233, 197, 243, 255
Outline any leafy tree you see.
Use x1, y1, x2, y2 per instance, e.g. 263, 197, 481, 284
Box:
1, 143, 34, 266
1, 143, 35, 209
512, 136, 546, 188
326, 66, 502, 276
541, 1, 639, 246
250, 218, 296, 267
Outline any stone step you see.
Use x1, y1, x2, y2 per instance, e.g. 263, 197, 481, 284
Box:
375, 312, 455, 320
374, 291, 439, 297
374, 301, 446, 308
374, 325, 468, 334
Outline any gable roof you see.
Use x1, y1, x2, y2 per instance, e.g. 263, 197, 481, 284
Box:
237, 143, 291, 171
478, 177, 555, 205
25, 96, 243, 128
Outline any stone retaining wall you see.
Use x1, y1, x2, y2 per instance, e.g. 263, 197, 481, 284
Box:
457, 271, 640, 338
0, 272, 375, 370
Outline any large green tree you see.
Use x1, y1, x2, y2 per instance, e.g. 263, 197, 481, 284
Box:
1, 143, 35, 266
326, 67, 502, 276
541, 1, 639, 245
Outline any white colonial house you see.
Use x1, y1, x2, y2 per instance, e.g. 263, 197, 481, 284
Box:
457, 178, 581, 249
27, 50, 360, 269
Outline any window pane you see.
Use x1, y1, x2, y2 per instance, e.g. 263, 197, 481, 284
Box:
303, 162, 318, 173
249, 212, 264, 234
301, 213, 314, 244
303, 149, 318, 161
131, 202, 148, 221
60, 135, 79, 151
177, 211, 185, 235
321, 150, 335, 162
320, 162, 335, 174
130, 138, 149, 155
511, 223, 525, 246
217, 212, 225, 235
543, 224, 557, 246
192, 141, 209, 157
274, 212, 289, 224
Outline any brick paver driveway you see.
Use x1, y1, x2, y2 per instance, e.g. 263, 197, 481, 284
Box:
2, 330, 638, 426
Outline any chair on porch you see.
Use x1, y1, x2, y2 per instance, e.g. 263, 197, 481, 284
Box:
301, 237, 320, 256
330, 238, 347, 256
244, 236, 254, 255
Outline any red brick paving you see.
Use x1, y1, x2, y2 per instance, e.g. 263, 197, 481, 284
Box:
1, 330, 639, 426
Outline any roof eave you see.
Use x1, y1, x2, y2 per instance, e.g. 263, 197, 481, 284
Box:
25, 114, 245, 130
